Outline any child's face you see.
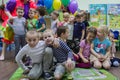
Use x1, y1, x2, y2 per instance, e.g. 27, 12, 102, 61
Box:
109, 33, 114, 41
69, 15, 74, 22
43, 32, 54, 45
62, 29, 69, 40
76, 17, 83, 22
64, 16, 69, 22
26, 34, 39, 48
29, 11, 35, 19
51, 13, 57, 20
17, 9, 24, 17
86, 32, 96, 42
97, 28, 104, 38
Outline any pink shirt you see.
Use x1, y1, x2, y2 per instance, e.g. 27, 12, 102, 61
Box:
79, 40, 91, 59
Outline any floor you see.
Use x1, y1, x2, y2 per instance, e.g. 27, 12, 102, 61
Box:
0, 50, 120, 80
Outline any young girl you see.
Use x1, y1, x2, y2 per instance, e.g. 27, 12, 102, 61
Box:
58, 12, 70, 27
43, 28, 75, 80
36, 6, 46, 32
26, 9, 37, 30
90, 26, 111, 69
51, 11, 59, 34
74, 27, 97, 68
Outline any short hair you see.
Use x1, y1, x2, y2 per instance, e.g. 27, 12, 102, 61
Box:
16, 6, 24, 11
26, 30, 39, 38
37, 6, 46, 16
63, 12, 69, 18
52, 11, 59, 17
43, 29, 54, 36
75, 13, 84, 18
56, 26, 68, 37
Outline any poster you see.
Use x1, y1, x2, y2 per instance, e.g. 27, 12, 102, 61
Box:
108, 4, 120, 30
89, 4, 107, 27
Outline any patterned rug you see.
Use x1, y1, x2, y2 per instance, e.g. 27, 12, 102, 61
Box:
10, 68, 118, 80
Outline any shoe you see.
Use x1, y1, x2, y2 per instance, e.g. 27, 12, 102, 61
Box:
44, 72, 53, 80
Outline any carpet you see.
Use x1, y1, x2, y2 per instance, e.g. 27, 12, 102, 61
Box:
10, 68, 118, 80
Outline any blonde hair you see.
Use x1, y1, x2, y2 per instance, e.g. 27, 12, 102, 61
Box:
63, 12, 69, 18
43, 29, 54, 37
26, 30, 39, 38
98, 25, 108, 37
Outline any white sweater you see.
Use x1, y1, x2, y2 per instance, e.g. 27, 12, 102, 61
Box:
16, 41, 46, 70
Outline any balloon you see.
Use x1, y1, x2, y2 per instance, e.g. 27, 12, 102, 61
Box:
37, 0, 44, 7
44, 0, 53, 9
61, 0, 70, 7
74, 11, 78, 16
69, 0, 78, 14
6, 0, 16, 12
47, 6, 54, 14
53, 0, 61, 10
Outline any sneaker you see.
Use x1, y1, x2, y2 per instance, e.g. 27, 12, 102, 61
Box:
44, 72, 53, 80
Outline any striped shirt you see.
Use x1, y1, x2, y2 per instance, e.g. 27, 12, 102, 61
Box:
52, 40, 74, 63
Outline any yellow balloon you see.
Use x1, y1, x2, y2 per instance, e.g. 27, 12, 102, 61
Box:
53, 0, 61, 10
74, 11, 78, 16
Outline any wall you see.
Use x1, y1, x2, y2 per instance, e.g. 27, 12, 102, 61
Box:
77, 0, 120, 11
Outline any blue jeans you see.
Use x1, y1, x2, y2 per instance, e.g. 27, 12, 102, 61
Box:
14, 35, 26, 57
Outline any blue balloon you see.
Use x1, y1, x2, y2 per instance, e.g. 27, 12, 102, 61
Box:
37, 0, 44, 7
44, 0, 53, 9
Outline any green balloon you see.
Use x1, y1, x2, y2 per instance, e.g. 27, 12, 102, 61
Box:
47, 7, 54, 14
61, 0, 70, 7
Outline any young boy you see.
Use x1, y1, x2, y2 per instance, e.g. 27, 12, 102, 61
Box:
36, 6, 46, 32
16, 30, 53, 80
43, 28, 75, 80
8, 6, 26, 57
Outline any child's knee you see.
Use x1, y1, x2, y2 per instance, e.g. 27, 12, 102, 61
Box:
28, 73, 39, 79
93, 61, 102, 69
103, 63, 111, 69
54, 73, 63, 80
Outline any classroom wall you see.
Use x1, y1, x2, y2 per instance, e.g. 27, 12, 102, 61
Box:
77, 0, 120, 11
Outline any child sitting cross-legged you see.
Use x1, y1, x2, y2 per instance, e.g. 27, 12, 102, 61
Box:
90, 26, 111, 69
74, 27, 97, 68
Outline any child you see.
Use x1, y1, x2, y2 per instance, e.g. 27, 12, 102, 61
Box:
26, 9, 37, 30
51, 11, 59, 34
74, 27, 97, 68
58, 12, 70, 27
7, 6, 26, 57
36, 6, 46, 32
109, 31, 120, 67
73, 13, 85, 42
16, 30, 53, 80
82, 11, 90, 38
90, 26, 111, 69
67, 15, 75, 50
43, 28, 75, 80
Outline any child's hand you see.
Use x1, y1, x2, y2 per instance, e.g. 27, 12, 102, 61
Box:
83, 59, 89, 63
9, 18, 13, 23
23, 69, 30, 75
66, 58, 74, 71
53, 38, 59, 48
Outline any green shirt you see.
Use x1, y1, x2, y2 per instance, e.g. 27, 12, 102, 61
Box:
27, 19, 37, 30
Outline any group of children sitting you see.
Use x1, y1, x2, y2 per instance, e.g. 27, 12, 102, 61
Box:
0, 3, 120, 80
